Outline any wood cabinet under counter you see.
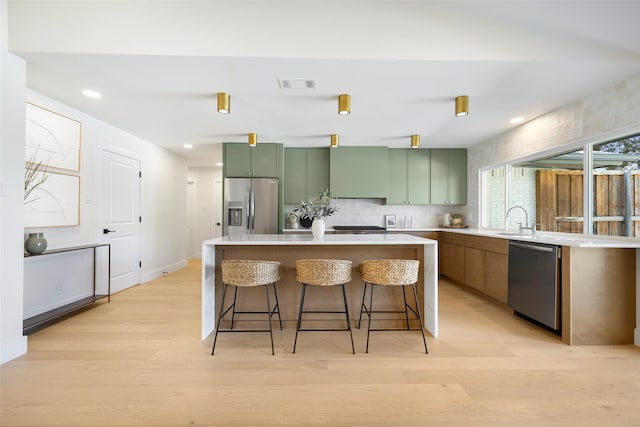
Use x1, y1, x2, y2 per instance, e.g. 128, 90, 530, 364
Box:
439, 229, 638, 345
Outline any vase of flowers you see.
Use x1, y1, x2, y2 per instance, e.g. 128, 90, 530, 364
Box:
293, 189, 337, 238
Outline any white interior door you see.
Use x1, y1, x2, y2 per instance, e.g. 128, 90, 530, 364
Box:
214, 179, 223, 238
186, 179, 196, 257
99, 149, 141, 293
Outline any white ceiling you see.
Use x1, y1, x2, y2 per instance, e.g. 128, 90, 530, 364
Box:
9, 1, 640, 167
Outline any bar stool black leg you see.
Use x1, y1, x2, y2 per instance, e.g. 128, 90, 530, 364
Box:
266, 285, 275, 355
366, 284, 375, 353
411, 284, 428, 354
230, 286, 239, 330
272, 283, 283, 330
212, 284, 229, 355
292, 284, 307, 354
402, 286, 410, 330
357, 282, 369, 329
341, 284, 355, 355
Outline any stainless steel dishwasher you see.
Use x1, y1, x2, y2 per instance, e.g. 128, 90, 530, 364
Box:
507, 241, 561, 332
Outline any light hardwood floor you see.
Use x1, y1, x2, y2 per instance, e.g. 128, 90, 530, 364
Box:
2, 259, 640, 426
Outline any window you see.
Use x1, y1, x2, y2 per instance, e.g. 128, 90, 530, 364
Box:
482, 133, 640, 237
592, 136, 640, 237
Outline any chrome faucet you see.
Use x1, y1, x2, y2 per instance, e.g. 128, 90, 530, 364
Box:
506, 205, 536, 237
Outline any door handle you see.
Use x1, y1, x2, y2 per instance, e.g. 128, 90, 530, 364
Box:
103, 228, 116, 234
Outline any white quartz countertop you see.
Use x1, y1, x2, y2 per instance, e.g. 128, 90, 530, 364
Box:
205, 233, 437, 246
443, 228, 640, 248
282, 227, 640, 247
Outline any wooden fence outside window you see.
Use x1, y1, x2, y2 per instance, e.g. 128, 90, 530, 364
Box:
536, 169, 640, 237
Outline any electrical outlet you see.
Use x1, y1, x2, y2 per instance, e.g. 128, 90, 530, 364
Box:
55, 282, 63, 294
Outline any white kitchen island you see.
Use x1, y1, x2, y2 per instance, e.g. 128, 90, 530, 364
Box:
201, 234, 438, 340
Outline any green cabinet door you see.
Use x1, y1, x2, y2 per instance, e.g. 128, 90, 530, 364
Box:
330, 146, 388, 198
430, 149, 466, 205
223, 143, 282, 177
447, 149, 467, 204
406, 149, 430, 204
284, 148, 330, 204
224, 143, 252, 177
284, 148, 307, 203
252, 144, 281, 177
387, 149, 408, 204
305, 148, 330, 198
387, 149, 430, 204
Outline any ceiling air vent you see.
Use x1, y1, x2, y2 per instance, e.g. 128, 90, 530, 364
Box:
278, 79, 316, 89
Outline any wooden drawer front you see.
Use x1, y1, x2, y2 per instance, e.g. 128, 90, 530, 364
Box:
442, 232, 465, 245
463, 235, 508, 254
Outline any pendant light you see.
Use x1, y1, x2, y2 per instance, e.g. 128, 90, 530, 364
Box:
455, 95, 469, 117
411, 135, 420, 148
338, 94, 350, 115
330, 134, 339, 148
248, 133, 257, 147
217, 92, 230, 114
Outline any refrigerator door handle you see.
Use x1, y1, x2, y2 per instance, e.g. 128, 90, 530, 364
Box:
245, 189, 251, 230
249, 187, 256, 230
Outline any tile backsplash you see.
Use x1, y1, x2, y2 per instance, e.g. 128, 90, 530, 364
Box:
286, 199, 469, 229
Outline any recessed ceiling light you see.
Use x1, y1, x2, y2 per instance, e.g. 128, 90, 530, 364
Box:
183, 144, 193, 149
510, 117, 524, 124
216, 162, 224, 167
82, 89, 101, 99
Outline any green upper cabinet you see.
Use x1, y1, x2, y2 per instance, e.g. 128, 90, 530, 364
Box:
430, 148, 467, 205
223, 143, 283, 177
330, 146, 388, 198
387, 149, 430, 205
284, 148, 330, 204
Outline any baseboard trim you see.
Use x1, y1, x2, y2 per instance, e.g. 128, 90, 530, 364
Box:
142, 259, 188, 283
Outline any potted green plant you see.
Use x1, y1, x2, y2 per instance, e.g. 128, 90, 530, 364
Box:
293, 189, 337, 237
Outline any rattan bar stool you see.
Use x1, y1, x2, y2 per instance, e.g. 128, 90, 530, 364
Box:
293, 259, 355, 354
358, 259, 428, 354
211, 260, 282, 355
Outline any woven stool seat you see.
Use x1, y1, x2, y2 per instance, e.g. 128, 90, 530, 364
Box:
222, 260, 281, 286
212, 260, 282, 355
360, 259, 419, 286
296, 259, 352, 286
358, 259, 428, 354
293, 259, 355, 354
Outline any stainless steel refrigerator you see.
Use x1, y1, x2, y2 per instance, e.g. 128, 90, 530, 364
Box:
223, 178, 279, 236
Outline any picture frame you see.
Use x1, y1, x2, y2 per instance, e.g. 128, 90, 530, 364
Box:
24, 171, 80, 227
385, 215, 396, 228
25, 102, 82, 172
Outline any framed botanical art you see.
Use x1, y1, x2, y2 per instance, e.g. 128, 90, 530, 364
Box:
25, 102, 81, 172
24, 171, 80, 227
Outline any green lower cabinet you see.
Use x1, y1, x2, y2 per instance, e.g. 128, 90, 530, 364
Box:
284, 148, 329, 204
387, 149, 430, 204
330, 146, 388, 198
430, 149, 467, 205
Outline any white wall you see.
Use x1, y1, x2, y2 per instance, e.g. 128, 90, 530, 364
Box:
0, 1, 28, 364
